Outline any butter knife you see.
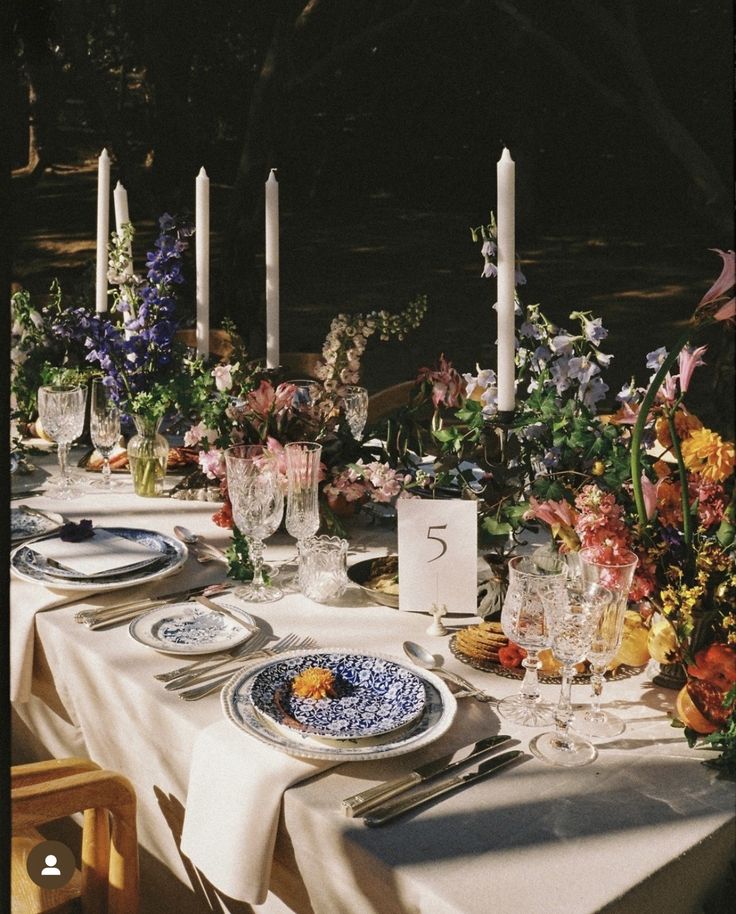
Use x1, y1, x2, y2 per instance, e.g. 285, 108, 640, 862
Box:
363, 750, 527, 827
75, 582, 232, 627
342, 734, 513, 817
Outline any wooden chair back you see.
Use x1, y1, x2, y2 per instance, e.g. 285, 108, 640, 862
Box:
367, 380, 417, 423
12, 758, 139, 914
280, 352, 323, 380
174, 329, 235, 360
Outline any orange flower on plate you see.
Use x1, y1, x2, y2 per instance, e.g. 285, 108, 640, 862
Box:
681, 428, 735, 483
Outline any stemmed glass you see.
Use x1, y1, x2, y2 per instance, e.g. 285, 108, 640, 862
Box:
574, 549, 639, 739
225, 445, 285, 603
530, 583, 611, 767
37, 384, 88, 499
89, 380, 121, 489
341, 386, 369, 439
497, 552, 568, 727
285, 442, 322, 575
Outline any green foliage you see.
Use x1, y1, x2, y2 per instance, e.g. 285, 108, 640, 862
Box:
224, 526, 255, 583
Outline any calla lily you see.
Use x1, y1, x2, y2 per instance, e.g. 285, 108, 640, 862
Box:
695, 249, 735, 322
677, 345, 707, 393
641, 473, 658, 520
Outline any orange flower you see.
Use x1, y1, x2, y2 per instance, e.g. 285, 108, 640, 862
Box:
681, 428, 735, 483
654, 410, 702, 449
656, 478, 683, 527
653, 459, 672, 479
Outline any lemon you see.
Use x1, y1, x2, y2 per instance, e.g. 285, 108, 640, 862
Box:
612, 610, 650, 668
33, 417, 55, 443
647, 618, 679, 664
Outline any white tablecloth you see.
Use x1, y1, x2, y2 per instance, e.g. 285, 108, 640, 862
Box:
10, 463, 736, 914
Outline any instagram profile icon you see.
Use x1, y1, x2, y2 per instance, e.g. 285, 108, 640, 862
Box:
26, 840, 76, 889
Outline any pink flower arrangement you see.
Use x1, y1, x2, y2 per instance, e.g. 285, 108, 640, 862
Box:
417, 354, 464, 409
246, 380, 298, 419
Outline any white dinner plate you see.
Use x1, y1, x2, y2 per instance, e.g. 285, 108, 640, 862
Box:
222, 648, 457, 761
10, 506, 65, 544
10, 526, 187, 592
129, 602, 257, 655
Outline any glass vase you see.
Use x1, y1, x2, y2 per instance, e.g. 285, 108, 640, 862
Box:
128, 414, 168, 497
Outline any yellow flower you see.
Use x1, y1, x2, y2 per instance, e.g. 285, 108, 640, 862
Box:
591, 460, 605, 476
681, 428, 735, 482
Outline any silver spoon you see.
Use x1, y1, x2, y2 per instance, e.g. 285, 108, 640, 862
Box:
403, 641, 495, 702
174, 526, 228, 564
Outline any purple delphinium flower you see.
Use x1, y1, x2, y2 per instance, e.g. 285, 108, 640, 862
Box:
567, 355, 599, 385
582, 317, 608, 344
578, 375, 609, 410
646, 346, 668, 371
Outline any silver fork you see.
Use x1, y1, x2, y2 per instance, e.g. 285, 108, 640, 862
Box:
178, 635, 316, 701
162, 630, 272, 690
166, 632, 307, 692
154, 633, 271, 682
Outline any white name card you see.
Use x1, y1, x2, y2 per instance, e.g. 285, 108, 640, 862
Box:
397, 499, 477, 614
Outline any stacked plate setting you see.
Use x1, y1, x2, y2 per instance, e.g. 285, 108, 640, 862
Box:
10, 526, 187, 591
222, 649, 457, 761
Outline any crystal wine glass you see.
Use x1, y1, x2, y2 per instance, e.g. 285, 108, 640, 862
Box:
574, 549, 639, 739
225, 445, 285, 602
342, 386, 369, 439
89, 379, 121, 489
530, 583, 611, 767
285, 441, 322, 573
497, 552, 568, 727
37, 384, 88, 499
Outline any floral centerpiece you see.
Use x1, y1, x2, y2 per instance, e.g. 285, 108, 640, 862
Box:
51, 214, 193, 495
527, 249, 735, 775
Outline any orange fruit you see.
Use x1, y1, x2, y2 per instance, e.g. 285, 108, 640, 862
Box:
687, 643, 736, 692
676, 684, 718, 734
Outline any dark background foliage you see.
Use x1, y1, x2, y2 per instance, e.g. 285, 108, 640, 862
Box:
9, 0, 734, 429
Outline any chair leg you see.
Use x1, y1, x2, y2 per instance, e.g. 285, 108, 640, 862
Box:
81, 806, 110, 914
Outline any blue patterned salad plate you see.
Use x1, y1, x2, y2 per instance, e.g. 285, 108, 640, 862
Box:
248, 650, 426, 740
129, 602, 257, 655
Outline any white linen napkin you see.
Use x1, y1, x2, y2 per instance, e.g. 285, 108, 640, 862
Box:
180, 719, 338, 904
30, 529, 161, 577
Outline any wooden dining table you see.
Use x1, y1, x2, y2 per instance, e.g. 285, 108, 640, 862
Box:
10, 455, 736, 914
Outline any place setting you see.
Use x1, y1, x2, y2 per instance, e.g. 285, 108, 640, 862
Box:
10, 521, 187, 592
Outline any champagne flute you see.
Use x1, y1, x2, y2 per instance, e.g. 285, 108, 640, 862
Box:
285, 442, 322, 578
574, 549, 639, 739
497, 552, 568, 727
89, 379, 121, 489
530, 583, 610, 767
37, 384, 87, 499
342, 386, 369, 439
225, 445, 285, 603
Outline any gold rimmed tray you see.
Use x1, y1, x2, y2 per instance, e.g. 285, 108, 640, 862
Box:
449, 634, 643, 685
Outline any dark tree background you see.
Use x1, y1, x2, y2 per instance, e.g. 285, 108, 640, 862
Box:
9, 0, 734, 426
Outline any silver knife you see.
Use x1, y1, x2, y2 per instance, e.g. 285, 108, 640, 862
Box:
364, 751, 527, 827
194, 595, 258, 632
75, 582, 232, 627
342, 734, 513, 817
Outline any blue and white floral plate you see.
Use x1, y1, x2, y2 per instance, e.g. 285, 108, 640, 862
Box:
129, 602, 257, 655
10, 527, 187, 592
249, 651, 426, 740
222, 649, 457, 761
11, 506, 64, 545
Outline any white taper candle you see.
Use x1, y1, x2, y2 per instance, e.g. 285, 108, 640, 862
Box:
195, 167, 210, 357
496, 147, 516, 412
95, 148, 110, 313
265, 168, 280, 369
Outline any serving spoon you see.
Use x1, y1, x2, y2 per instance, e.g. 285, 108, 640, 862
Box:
403, 640, 496, 702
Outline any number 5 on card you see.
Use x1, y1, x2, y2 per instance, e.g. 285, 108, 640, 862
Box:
396, 500, 477, 614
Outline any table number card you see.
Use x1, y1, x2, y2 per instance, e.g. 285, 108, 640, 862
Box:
396, 499, 477, 614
